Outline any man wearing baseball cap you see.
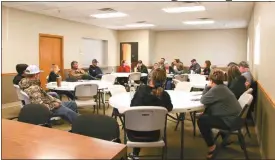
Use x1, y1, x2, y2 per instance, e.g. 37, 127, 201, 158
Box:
19, 65, 78, 124
189, 59, 201, 74
88, 59, 103, 79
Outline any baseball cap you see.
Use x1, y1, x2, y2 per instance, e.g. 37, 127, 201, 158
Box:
92, 59, 98, 63
191, 59, 196, 62
24, 65, 43, 75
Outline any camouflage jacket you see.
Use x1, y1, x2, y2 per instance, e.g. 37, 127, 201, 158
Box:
19, 78, 61, 110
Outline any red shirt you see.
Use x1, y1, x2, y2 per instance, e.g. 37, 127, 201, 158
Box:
117, 65, 130, 72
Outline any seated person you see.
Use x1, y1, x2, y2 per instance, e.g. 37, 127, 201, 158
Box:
13, 64, 28, 85
128, 68, 173, 158
89, 59, 103, 79
189, 59, 201, 74
164, 62, 174, 74
19, 65, 79, 124
68, 61, 94, 80
117, 60, 131, 72
136, 60, 148, 74
164, 62, 174, 90
158, 58, 165, 69
239, 61, 253, 88
174, 62, 184, 74
48, 64, 75, 100
149, 63, 159, 79
202, 60, 211, 76
197, 69, 242, 159
117, 60, 131, 85
227, 64, 247, 99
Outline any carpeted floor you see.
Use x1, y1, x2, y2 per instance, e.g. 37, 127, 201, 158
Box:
2, 102, 261, 159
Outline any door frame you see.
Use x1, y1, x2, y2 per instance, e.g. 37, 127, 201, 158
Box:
39, 33, 64, 78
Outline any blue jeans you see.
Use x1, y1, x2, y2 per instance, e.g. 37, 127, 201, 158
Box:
52, 101, 78, 124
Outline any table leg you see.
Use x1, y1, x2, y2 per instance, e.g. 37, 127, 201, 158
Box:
102, 91, 106, 115
180, 113, 185, 160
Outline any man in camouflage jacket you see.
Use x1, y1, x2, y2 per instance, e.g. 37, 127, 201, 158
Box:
19, 65, 78, 124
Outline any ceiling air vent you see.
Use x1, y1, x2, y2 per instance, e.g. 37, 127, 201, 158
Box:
98, 8, 116, 12
198, 18, 211, 20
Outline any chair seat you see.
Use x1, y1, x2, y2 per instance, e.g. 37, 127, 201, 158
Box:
126, 140, 165, 148
75, 99, 96, 107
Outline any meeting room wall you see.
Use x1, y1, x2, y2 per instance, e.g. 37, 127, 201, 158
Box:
2, 7, 118, 104
153, 29, 247, 67
247, 2, 275, 159
117, 30, 150, 66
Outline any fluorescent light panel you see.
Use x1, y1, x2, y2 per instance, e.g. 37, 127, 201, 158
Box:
90, 12, 127, 18
183, 20, 214, 25
162, 6, 205, 13
125, 23, 155, 28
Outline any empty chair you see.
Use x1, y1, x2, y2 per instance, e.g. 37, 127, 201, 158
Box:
244, 88, 253, 94
124, 107, 168, 159
18, 104, 52, 127
174, 81, 193, 92
71, 114, 120, 142
74, 84, 99, 113
212, 93, 253, 160
100, 74, 117, 107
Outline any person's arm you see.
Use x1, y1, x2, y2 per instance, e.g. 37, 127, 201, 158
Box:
161, 91, 173, 112
125, 66, 131, 72
200, 86, 219, 106
141, 66, 148, 73
25, 88, 52, 110
130, 86, 144, 106
195, 64, 201, 74
69, 70, 83, 79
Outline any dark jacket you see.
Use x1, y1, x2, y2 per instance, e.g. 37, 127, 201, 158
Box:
203, 67, 211, 75
189, 63, 201, 74
89, 65, 103, 78
228, 76, 247, 99
128, 85, 173, 141
201, 85, 242, 127
165, 66, 174, 74
137, 64, 148, 74
48, 71, 59, 83
13, 74, 24, 85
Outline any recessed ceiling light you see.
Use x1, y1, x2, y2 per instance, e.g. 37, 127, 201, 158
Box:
162, 6, 205, 13
125, 23, 155, 28
183, 20, 214, 25
90, 12, 127, 19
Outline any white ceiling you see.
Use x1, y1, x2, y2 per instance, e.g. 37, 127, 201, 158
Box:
2, 1, 254, 30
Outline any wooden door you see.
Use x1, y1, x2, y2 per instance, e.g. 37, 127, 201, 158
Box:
39, 34, 63, 89
120, 42, 138, 72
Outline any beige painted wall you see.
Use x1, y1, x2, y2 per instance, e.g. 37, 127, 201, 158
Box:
2, 7, 118, 73
153, 29, 247, 67
248, 2, 275, 101
117, 30, 150, 65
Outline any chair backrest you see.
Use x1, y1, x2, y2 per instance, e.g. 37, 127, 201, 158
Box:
109, 85, 126, 96
101, 74, 117, 84
71, 114, 120, 142
13, 85, 24, 101
175, 81, 193, 92
245, 88, 253, 94
238, 93, 253, 109
75, 84, 98, 97
18, 104, 52, 126
20, 90, 31, 105
124, 107, 168, 132
129, 72, 141, 81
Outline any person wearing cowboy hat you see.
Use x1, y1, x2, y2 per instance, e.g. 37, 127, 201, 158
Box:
19, 65, 79, 124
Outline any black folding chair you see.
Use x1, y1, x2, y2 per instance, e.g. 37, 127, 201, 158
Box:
71, 114, 121, 143
211, 94, 253, 160
18, 104, 52, 127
